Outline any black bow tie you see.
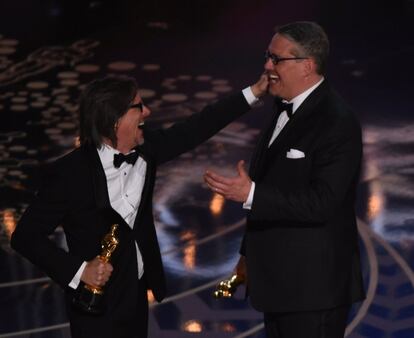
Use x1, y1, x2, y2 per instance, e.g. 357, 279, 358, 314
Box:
275, 99, 293, 118
113, 151, 139, 168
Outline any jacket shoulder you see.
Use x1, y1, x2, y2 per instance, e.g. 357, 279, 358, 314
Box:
42, 146, 91, 179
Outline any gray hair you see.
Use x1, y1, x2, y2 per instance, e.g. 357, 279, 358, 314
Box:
276, 21, 329, 75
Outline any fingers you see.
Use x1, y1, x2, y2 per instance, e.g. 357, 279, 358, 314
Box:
97, 262, 113, 286
205, 170, 233, 185
237, 160, 247, 177
204, 173, 230, 194
251, 72, 269, 97
204, 162, 250, 201
82, 259, 113, 287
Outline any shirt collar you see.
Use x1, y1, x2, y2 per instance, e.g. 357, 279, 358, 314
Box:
97, 143, 136, 167
287, 77, 324, 115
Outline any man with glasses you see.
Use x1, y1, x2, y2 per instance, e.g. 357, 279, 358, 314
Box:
204, 21, 365, 337
11, 75, 268, 337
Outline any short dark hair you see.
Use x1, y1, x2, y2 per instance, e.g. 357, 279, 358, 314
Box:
78, 76, 138, 148
276, 21, 329, 75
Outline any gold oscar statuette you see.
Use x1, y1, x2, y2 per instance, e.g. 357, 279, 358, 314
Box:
72, 224, 119, 314
213, 274, 245, 298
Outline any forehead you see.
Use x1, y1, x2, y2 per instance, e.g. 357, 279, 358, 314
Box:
268, 34, 299, 55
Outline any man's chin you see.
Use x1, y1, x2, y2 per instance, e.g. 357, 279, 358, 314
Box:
268, 84, 281, 97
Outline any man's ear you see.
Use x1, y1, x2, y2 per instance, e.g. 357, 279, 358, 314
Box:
303, 58, 315, 77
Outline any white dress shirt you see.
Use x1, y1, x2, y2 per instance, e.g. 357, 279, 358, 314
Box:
69, 144, 146, 289
243, 78, 324, 210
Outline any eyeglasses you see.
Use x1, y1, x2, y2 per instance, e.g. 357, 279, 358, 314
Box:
129, 102, 144, 111
264, 50, 308, 65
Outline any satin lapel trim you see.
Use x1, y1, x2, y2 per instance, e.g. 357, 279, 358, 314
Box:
85, 145, 111, 209
132, 154, 154, 231
249, 112, 278, 178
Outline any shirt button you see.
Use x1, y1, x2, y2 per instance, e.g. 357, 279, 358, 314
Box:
126, 194, 128, 197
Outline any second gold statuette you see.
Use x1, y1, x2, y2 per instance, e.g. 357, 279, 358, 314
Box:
213, 274, 245, 298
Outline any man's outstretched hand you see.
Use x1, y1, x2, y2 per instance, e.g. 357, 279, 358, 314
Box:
204, 160, 252, 203
251, 72, 269, 98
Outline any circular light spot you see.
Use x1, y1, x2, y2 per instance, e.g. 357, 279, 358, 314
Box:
196, 75, 212, 81
142, 64, 160, 71
139, 89, 156, 99
57, 122, 76, 130
351, 70, 364, 78
12, 97, 27, 103
0, 47, 15, 55
60, 79, 79, 86
75, 64, 100, 73
31, 102, 47, 108
107, 61, 136, 71
27, 149, 38, 155
9, 145, 26, 152
57, 71, 79, 79
27, 81, 49, 89
178, 75, 192, 81
11, 105, 28, 111
0, 39, 19, 46
45, 128, 61, 135
162, 85, 176, 90
49, 134, 63, 141
55, 95, 70, 100
194, 91, 218, 99
211, 79, 229, 85
9, 170, 22, 176
212, 85, 233, 93
161, 93, 188, 102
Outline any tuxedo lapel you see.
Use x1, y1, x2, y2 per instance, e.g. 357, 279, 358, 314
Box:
249, 111, 279, 180
132, 143, 155, 231
84, 144, 111, 209
263, 81, 330, 165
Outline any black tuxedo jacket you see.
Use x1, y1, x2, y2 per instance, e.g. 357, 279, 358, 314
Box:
242, 81, 365, 313
11, 92, 250, 305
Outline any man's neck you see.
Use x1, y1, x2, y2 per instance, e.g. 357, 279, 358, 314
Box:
288, 75, 324, 101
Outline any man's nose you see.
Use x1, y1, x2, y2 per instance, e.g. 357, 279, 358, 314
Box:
264, 58, 274, 71
143, 105, 151, 117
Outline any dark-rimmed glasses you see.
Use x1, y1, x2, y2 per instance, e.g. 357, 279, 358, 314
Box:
129, 102, 144, 111
264, 50, 308, 65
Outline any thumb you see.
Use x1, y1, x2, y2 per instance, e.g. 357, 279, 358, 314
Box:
237, 160, 247, 177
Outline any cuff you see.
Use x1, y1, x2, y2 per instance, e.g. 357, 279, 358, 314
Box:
242, 87, 259, 106
242, 181, 255, 210
68, 261, 87, 289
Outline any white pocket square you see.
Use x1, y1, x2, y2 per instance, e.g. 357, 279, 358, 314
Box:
286, 148, 305, 159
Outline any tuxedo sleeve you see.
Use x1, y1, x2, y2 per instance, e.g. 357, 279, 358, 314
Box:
249, 112, 362, 223
11, 163, 84, 289
144, 92, 250, 165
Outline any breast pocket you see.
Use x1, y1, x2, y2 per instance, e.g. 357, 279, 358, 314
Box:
280, 155, 311, 183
